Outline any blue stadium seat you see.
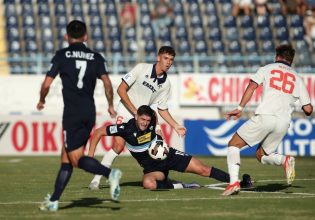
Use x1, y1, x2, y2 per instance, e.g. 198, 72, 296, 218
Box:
192, 26, 205, 41
225, 27, 239, 41
8, 40, 22, 53
209, 27, 222, 41
127, 39, 138, 54
273, 14, 287, 28
158, 27, 171, 41
176, 26, 188, 40
295, 40, 309, 51
71, 3, 83, 16
88, 3, 100, 15
256, 15, 270, 28
38, 3, 50, 15
194, 40, 208, 55
91, 26, 104, 39
291, 27, 304, 40
244, 40, 258, 53
57, 27, 67, 40
174, 14, 185, 27
54, 3, 66, 15
6, 27, 19, 41
42, 28, 53, 41
259, 27, 273, 40
22, 15, 35, 27
6, 15, 19, 28
125, 27, 136, 40
39, 15, 52, 28
296, 51, 313, 67
111, 39, 123, 54
24, 27, 36, 40
109, 26, 121, 40
93, 39, 105, 53
224, 15, 236, 27
5, 4, 17, 17
90, 15, 103, 27
25, 40, 38, 52
140, 14, 150, 26
290, 15, 303, 27
142, 25, 154, 40
191, 15, 203, 27
275, 27, 289, 41
105, 1, 117, 15
145, 39, 156, 54
106, 14, 120, 27
139, 2, 150, 14
206, 14, 219, 28
242, 27, 256, 41
221, 2, 233, 16
204, 1, 217, 14
212, 41, 225, 53
177, 40, 191, 55
42, 40, 55, 54
261, 40, 274, 54
240, 15, 253, 28
55, 15, 67, 28
189, 1, 200, 15
21, 3, 34, 16
173, 1, 184, 14
228, 40, 241, 54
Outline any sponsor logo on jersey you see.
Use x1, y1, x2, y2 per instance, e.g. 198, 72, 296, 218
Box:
137, 132, 152, 144
142, 81, 156, 93
109, 125, 118, 134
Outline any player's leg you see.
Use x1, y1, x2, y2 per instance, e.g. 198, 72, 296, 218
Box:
89, 136, 125, 190
143, 171, 167, 189
185, 157, 230, 182
39, 146, 71, 211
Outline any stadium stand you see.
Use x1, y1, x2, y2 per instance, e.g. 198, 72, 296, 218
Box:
1, 0, 314, 74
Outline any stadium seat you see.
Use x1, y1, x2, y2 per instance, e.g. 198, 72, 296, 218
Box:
204, 1, 217, 14
273, 14, 287, 28
38, 3, 50, 15
191, 15, 203, 27
256, 15, 270, 28
206, 14, 219, 28
209, 27, 222, 41
7, 27, 19, 41
22, 15, 35, 27
88, 3, 100, 15
294, 40, 309, 51
194, 40, 208, 55
240, 15, 253, 28
8, 40, 22, 53
228, 40, 242, 54
221, 2, 233, 16
275, 27, 289, 41
173, 1, 184, 14
41, 28, 53, 41
140, 14, 151, 26
259, 27, 273, 40
93, 39, 105, 53
142, 25, 154, 40
212, 40, 225, 54
111, 39, 123, 54
71, 3, 83, 16
125, 27, 136, 40
91, 26, 104, 40
158, 27, 171, 41
244, 40, 258, 53
192, 26, 205, 41
42, 40, 55, 54
25, 40, 38, 53
224, 15, 237, 27
4, 3, 17, 17
24, 27, 36, 41
225, 27, 239, 41
145, 39, 156, 54
55, 15, 68, 28
6, 15, 19, 28
106, 14, 119, 27
90, 15, 103, 27
21, 3, 34, 16
57, 27, 67, 40
177, 40, 191, 55
242, 27, 256, 41
174, 14, 185, 27
291, 27, 304, 40
176, 26, 188, 40
261, 40, 274, 54
54, 3, 66, 16
39, 15, 52, 28
290, 15, 303, 27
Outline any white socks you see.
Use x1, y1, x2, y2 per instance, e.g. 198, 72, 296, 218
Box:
91, 149, 118, 183
261, 153, 285, 166
227, 146, 241, 184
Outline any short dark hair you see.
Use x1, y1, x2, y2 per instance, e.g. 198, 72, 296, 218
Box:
158, 46, 176, 57
137, 105, 156, 122
66, 20, 87, 39
276, 44, 295, 63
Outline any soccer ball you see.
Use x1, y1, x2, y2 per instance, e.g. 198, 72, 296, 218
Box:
148, 140, 169, 160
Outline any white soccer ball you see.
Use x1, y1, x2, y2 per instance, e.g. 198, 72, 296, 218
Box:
148, 140, 169, 160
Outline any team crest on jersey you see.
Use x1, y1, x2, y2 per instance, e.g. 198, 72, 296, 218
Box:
137, 132, 152, 144
109, 125, 118, 134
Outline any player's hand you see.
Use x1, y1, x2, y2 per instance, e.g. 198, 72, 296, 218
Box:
226, 109, 242, 120
174, 124, 186, 137
108, 105, 117, 118
37, 101, 45, 111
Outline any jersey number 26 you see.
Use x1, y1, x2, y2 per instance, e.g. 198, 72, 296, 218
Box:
269, 69, 296, 94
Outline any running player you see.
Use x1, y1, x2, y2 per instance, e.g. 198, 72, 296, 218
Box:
88, 46, 186, 189
222, 44, 313, 196
37, 20, 121, 211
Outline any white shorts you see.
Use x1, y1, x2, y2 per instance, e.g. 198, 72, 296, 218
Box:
115, 102, 134, 124
237, 115, 290, 155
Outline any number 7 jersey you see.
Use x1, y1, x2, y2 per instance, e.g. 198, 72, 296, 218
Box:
251, 61, 311, 120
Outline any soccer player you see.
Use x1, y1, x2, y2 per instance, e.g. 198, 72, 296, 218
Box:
88, 46, 187, 190
222, 44, 313, 196
37, 20, 122, 211
88, 105, 252, 190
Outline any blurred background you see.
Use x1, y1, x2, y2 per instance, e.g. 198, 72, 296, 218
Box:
0, 0, 314, 157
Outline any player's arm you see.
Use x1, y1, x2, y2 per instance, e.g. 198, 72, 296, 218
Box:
100, 74, 116, 118
117, 80, 138, 116
226, 80, 259, 120
37, 76, 54, 111
88, 126, 108, 157
158, 109, 186, 137
302, 104, 313, 116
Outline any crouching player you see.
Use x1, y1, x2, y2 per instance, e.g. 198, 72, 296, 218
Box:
89, 105, 252, 190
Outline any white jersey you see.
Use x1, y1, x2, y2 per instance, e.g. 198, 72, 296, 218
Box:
251, 62, 311, 121
118, 63, 171, 115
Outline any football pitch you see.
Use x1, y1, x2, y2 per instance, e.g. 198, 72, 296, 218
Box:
0, 156, 314, 220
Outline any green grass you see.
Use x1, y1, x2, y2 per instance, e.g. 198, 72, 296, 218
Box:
0, 156, 314, 220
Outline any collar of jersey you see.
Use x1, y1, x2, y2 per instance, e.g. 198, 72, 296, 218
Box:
275, 60, 291, 67
69, 42, 86, 48
150, 64, 167, 85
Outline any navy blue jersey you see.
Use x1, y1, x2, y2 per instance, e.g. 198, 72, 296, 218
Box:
106, 118, 158, 152
47, 43, 109, 115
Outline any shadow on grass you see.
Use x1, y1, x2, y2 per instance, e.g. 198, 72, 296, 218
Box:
59, 197, 121, 210
243, 183, 303, 193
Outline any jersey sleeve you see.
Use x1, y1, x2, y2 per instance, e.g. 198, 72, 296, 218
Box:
297, 78, 311, 106
46, 52, 61, 78
106, 123, 127, 136
250, 66, 265, 85
96, 53, 109, 78
122, 63, 143, 87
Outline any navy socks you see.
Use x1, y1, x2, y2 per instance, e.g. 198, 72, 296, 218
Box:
78, 156, 111, 178
209, 167, 230, 183
50, 163, 73, 201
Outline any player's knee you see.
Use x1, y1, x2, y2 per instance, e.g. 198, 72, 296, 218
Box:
143, 179, 157, 190
198, 166, 211, 177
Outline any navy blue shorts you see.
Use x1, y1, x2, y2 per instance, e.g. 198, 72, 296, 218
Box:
62, 112, 95, 152
131, 148, 192, 175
